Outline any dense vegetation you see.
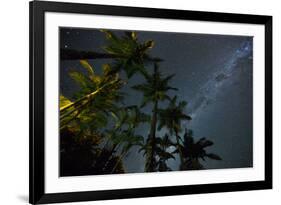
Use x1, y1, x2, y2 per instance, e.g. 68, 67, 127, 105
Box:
59, 30, 221, 176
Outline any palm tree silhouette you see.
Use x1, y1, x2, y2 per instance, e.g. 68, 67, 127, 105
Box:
102, 30, 162, 78
133, 63, 177, 172
156, 134, 175, 171
179, 129, 222, 170
157, 96, 192, 165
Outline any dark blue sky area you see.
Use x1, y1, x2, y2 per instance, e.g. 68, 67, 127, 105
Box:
60, 27, 253, 172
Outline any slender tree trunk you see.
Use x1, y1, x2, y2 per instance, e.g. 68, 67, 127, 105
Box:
60, 80, 114, 113
110, 149, 128, 174
60, 48, 125, 60
145, 64, 160, 172
145, 100, 158, 172
61, 48, 162, 62
102, 144, 118, 172
175, 130, 185, 168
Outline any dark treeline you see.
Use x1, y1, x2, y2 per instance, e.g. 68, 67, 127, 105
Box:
59, 30, 221, 176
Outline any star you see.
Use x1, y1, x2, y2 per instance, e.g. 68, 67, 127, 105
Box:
64, 44, 68, 48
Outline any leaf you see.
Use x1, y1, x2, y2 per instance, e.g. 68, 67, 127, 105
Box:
179, 101, 187, 108
69, 71, 90, 89
144, 40, 155, 49
166, 86, 178, 91
171, 149, 179, 154
127, 66, 138, 78
131, 83, 148, 91
131, 32, 137, 40
181, 114, 192, 120
101, 30, 118, 41
206, 153, 222, 160
198, 139, 213, 148
60, 95, 72, 109
102, 64, 112, 75
163, 74, 175, 84
125, 31, 137, 41
91, 75, 102, 85
93, 113, 108, 128
80, 60, 94, 76
130, 135, 144, 144
159, 152, 175, 160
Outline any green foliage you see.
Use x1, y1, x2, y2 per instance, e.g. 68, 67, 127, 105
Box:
60, 60, 131, 175
60, 60, 125, 130
110, 106, 150, 130
102, 30, 160, 78
132, 63, 177, 107
132, 63, 179, 172
60, 95, 72, 108
155, 134, 176, 171
139, 134, 176, 172
158, 96, 192, 134
80, 59, 95, 76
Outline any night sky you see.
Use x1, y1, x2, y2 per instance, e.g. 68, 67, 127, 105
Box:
60, 27, 253, 172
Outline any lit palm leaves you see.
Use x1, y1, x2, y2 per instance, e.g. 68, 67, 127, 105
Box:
102, 30, 161, 78
60, 60, 125, 130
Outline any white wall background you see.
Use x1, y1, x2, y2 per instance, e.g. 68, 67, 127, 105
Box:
0, 0, 279, 204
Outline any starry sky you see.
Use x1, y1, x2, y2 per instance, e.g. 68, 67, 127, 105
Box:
60, 27, 253, 172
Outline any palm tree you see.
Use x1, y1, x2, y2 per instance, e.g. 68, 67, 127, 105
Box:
157, 96, 192, 165
84, 106, 147, 175
101, 30, 162, 78
59, 60, 130, 175
179, 129, 222, 170
105, 106, 149, 173
61, 31, 162, 78
133, 63, 177, 172
60, 60, 125, 130
156, 134, 175, 171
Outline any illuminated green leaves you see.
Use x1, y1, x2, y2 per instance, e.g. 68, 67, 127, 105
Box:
79, 59, 94, 76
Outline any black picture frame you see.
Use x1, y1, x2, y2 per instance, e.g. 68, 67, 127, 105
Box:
29, 1, 272, 204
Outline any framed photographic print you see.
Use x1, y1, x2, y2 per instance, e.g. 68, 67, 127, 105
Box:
29, 0, 272, 204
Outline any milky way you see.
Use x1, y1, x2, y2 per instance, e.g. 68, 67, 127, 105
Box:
188, 40, 253, 119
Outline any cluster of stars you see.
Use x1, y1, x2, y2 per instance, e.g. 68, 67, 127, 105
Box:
63, 30, 81, 49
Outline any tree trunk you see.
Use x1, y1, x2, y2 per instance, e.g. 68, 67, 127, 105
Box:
102, 144, 118, 172
175, 130, 185, 168
61, 48, 162, 62
145, 100, 158, 172
60, 48, 125, 60
110, 149, 127, 174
